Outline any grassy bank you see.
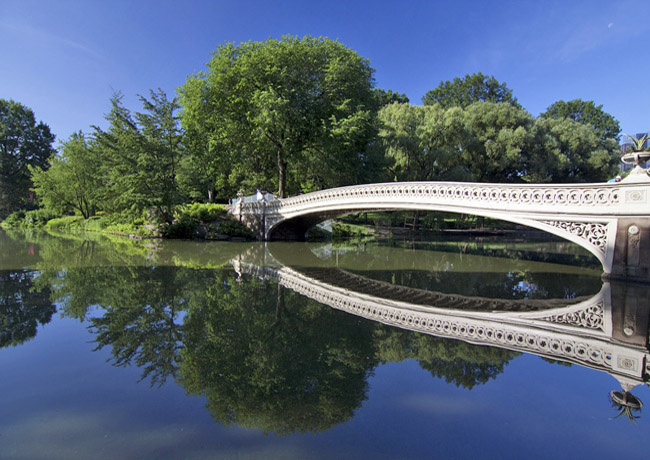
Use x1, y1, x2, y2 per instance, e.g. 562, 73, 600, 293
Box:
0, 203, 255, 240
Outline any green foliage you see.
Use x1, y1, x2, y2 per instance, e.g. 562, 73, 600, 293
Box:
93, 89, 186, 222
180, 202, 227, 222
0, 99, 56, 219
332, 221, 374, 238
379, 103, 469, 181
532, 117, 619, 182
374, 88, 410, 106
422, 72, 520, 108
1, 208, 60, 229
159, 215, 194, 239
0, 210, 26, 228
30, 132, 102, 218
460, 102, 536, 182
44, 215, 86, 230
377, 99, 619, 184
215, 221, 254, 238
541, 99, 621, 141
0, 270, 55, 348
179, 35, 379, 199
625, 133, 649, 152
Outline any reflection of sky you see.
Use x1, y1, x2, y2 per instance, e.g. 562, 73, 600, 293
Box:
515, 280, 538, 297
1, 313, 649, 459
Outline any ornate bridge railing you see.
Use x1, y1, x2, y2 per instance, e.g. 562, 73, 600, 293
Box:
232, 180, 650, 282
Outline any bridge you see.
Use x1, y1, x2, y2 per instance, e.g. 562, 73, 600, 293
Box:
231, 244, 650, 391
231, 175, 650, 282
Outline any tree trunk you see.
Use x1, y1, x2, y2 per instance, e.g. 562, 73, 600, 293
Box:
277, 149, 287, 198
412, 211, 420, 232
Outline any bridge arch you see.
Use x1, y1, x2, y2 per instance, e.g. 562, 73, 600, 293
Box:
233, 180, 650, 281
267, 204, 611, 267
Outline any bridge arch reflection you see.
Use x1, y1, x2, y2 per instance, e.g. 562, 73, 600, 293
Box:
232, 244, 650, 391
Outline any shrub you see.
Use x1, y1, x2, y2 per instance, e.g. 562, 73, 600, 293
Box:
182, 203, 228, 222
215, 221, 254, 238
1, 210, 27, 228
159, 215, 195, 239
1, 208, 60, 229
45, 215, 84, 229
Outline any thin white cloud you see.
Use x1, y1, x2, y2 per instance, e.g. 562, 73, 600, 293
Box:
0, 20, 105, 60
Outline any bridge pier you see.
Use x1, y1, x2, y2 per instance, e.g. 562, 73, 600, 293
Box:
234, 202, 266, 240
606, 218, 650, 283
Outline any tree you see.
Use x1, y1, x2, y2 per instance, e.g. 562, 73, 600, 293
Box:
459, 102, 536, 182
378, 103, 467, 181
93, 90, 185, 221
0, 99, 55, 219
531, 116, 619, 182
179, 36, 377, 198
422, 72, 520, 108
30, 132, 102, 218
374, 88, 410, 106
540, 99, 620, 141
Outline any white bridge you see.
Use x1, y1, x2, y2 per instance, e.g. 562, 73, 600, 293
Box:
232, 178, 650, 282
232, 245, 650, 390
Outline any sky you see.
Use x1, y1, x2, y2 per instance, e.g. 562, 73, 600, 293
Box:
1, 0, 649, 146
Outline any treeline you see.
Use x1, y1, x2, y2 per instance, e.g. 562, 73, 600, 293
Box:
1, 36, 622, 224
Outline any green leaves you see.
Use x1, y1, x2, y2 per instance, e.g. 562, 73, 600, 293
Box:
0, 99, 55, 219
94, 90, 185, 221
422, 72, 520, 109
179, 36, 378, 198
541, 99, 621, 141
30, 132, 100, 218
625, 133, 649, 152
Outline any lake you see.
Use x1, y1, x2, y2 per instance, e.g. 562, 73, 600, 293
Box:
1, 228, 648, 459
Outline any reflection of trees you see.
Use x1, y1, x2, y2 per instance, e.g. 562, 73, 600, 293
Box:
0, 270, 55, 348
43, 263, 517, 433
374, 326, 518, 389
353, 269, 601, 300
48, 266, 205, 386
179, 273, 377, 434
87, 267, 201, 386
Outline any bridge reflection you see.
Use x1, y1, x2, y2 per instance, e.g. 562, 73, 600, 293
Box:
232, 243, 650, 393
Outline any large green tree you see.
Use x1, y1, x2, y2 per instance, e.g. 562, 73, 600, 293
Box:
0, 99, 55, 219
459, 102, 536, 182
30, 132, 102, 218
93, 90, 185, 221
540, 99, 621, 141
531, 116, 619, 182
378, 102, 468, 181
179, 35, 378, 198
422, 72, 520, 108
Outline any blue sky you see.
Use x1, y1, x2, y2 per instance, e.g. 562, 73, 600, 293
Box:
1, 0, 648, 146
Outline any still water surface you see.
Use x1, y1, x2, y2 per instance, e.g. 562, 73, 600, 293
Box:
1, 228, 648, 459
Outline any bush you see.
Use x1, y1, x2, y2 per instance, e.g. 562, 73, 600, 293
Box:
332, 221, 373, 238
1, 210, 27, 228
45, 215, 84, 229
1, 208, 60, 229
182, 203, 228, 222
159, 215, 195, 239
215, 221, 254, 238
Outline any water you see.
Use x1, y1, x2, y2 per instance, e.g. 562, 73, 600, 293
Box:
1, 228, 648, 459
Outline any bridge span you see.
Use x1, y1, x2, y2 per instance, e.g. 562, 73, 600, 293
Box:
232, 178, 650, 282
